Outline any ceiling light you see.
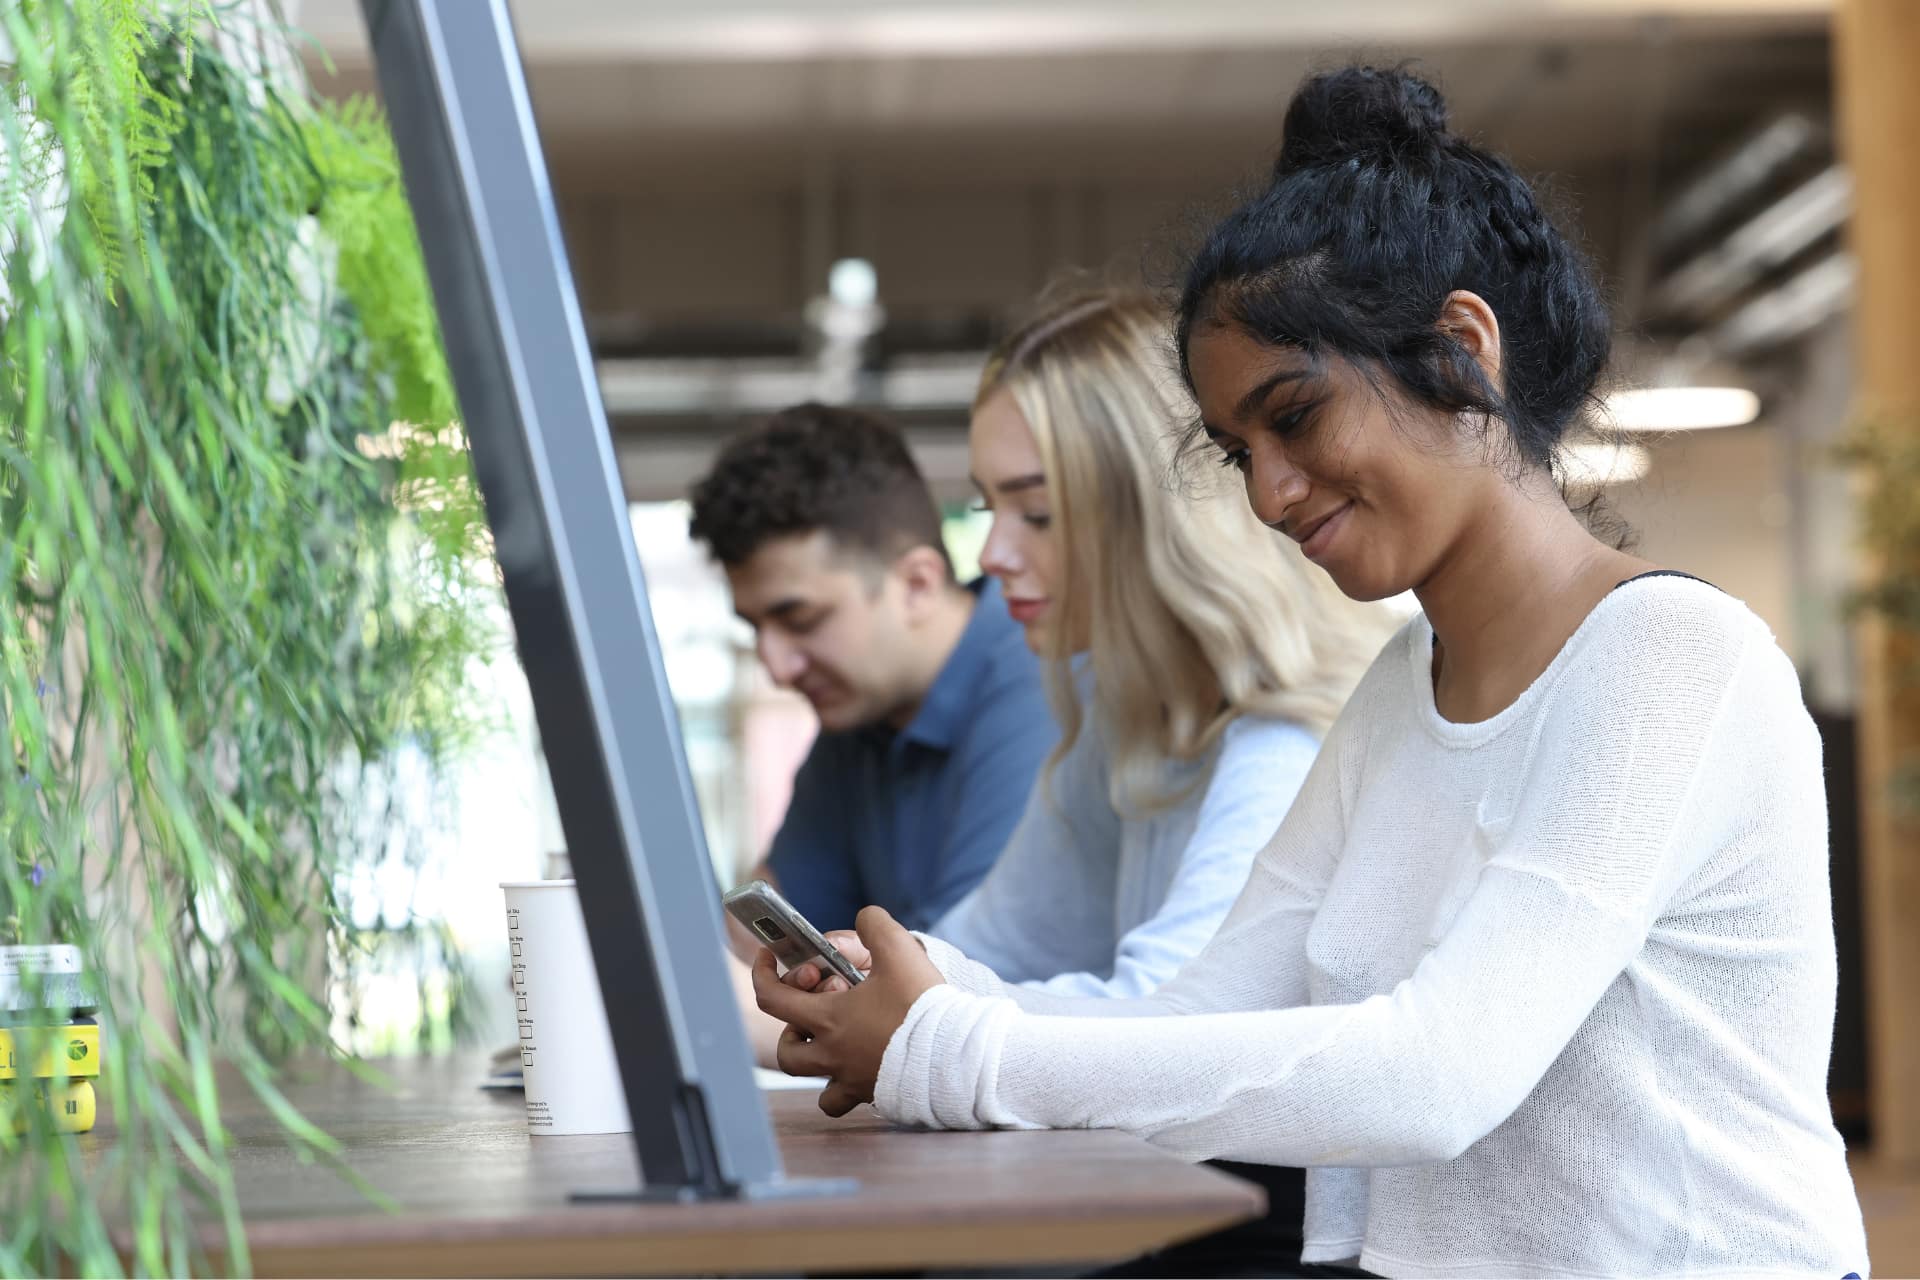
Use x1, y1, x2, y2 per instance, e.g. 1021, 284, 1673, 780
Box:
1603, 386, 1760, 433
1560, 440, 1652, 488
827, 258, 878, 309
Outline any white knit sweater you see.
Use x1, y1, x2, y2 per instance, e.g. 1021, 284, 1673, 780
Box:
875, 577, 1869, 1278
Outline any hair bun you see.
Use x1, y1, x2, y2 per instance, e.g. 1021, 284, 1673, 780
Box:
1274, 65, 1450, 175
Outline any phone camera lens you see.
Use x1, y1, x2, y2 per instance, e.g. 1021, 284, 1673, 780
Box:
752, 917, 788, 943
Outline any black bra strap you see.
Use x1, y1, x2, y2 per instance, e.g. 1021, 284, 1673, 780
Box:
1613, 568, 1721, 594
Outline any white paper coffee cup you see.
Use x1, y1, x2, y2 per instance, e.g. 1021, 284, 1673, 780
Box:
500, 880, 632, 1136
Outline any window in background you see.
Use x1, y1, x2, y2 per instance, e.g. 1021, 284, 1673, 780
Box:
331, 583, 541, 1055
943, 504, 994, 583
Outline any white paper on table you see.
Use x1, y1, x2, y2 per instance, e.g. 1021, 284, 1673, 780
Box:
754, 1067, 828, 1092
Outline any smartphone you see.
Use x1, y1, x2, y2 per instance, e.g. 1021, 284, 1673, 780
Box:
722, 880, 866, 987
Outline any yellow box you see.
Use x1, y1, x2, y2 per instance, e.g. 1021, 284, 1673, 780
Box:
0, 1022, 101, 1080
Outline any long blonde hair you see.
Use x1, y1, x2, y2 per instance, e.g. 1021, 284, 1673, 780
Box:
977, 286, 1399, 813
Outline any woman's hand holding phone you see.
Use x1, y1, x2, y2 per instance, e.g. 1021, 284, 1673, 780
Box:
752, 905, 943, 1116
779, 929, 873, 993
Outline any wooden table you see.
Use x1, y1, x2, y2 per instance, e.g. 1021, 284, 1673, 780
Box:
181, 1054, 1263, 1276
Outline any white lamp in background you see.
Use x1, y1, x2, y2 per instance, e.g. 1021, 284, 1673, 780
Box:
807, 256, 884, 404
1604, 386, 1761, 433
827, 257, 878, 310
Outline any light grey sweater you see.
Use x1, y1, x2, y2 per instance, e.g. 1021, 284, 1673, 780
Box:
931, 710, 1320, 999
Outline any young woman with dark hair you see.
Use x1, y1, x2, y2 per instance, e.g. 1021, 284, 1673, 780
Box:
754, 65, 1868, 1278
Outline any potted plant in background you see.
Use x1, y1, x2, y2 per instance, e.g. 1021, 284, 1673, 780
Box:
1841, 415, 1920, 812
0, 2, 499, 1272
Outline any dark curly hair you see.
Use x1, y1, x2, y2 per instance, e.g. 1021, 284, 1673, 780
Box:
1176, 63, 1612, 476
688, 402, 953, 575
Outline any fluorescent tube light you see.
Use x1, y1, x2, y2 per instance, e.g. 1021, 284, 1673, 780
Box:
1604, 387, 1760, 433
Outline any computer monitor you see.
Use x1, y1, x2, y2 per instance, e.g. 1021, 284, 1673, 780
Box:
358, 0, 846, 1202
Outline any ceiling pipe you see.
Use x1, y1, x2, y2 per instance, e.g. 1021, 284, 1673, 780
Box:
1708, 250, 1857, 354
1649, 164, 1851, 321
1650, 112, 1821, 254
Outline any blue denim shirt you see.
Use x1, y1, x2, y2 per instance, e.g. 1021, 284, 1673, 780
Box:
766, 578, 1054, 933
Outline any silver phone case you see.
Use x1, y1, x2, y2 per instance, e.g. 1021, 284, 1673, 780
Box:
723, 880, 866, 986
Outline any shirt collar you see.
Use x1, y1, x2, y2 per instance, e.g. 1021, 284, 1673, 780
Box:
894, 576, 1012, 752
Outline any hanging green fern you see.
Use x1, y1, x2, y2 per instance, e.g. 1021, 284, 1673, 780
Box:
13, 0, 199, 286
0, 5, 497, 1273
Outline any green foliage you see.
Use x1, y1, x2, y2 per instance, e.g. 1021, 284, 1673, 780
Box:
1839, 418, 1920, 630
304, 95, 456, 433
15, 0, 199, 285
298, 93, 493, 739
0, 3, 498, 1273
1838, 414, 1920, 815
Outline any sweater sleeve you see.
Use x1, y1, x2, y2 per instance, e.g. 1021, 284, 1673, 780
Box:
876, 609, 1752, 1166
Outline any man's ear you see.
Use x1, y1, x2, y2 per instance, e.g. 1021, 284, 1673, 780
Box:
1438, 289, 1503, 393
894, 545, 953, 624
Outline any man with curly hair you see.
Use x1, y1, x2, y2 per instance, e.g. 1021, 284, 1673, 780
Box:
690, 403, 1052, 949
